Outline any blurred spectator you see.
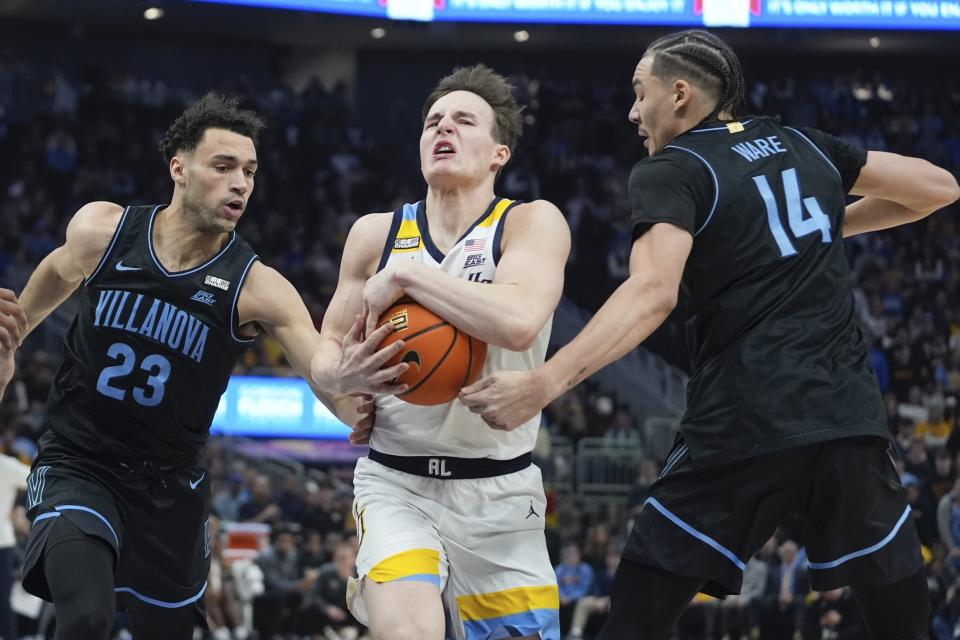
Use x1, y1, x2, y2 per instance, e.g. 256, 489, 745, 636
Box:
904, 471, 939, 546
933, 577, 960, 640
759, 539, 808, 638
254, 528, 319, 639
0, 453, 29, 640
238, 474, 283, 525
939, 477, 960, 573
718, 536, 775, 640
567, 544, 619, 640
205, 515, 249, 640
555, 542, 594, 636
930, 447, 956, 501
800, 588, 866, 640
298, 541, 366, 639
299, 480, 346, 536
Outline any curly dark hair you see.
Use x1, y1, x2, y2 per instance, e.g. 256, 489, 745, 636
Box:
158, 93, 266, 164
422, 64, 523, 153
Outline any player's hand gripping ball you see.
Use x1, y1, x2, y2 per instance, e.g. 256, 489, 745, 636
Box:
376, 301, 486, 406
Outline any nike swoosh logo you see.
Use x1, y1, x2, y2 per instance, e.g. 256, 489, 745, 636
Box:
189, 473, 205, 490
115, 261, 142, 272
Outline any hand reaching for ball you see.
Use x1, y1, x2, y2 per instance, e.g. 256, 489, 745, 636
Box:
0, 288, 27, 399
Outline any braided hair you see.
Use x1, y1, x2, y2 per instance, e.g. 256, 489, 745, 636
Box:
644, 30, 747, 121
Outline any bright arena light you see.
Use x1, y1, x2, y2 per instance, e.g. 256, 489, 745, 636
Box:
513, 30, 529, 42
144, 7, 164, 20
869, 36, 881, 48
371, 27, 387, 39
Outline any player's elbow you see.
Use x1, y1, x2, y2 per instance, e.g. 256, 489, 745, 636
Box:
636, 276, 678, 317
503, 318, 542, 352
652, 285, 679, 317
940, 172, 960, 209
918, 164, 960, 213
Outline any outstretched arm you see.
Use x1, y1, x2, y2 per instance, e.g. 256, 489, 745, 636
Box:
237, 213, 409, 443
460, 222, 692, 429
843, 151, 959, 238
19, 201, 122, 336
1, 201, 122, 398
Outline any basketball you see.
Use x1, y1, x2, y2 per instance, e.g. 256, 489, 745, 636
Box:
377, 300, 487, 406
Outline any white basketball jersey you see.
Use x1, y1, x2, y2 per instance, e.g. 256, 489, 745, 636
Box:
371, 198, 551, 459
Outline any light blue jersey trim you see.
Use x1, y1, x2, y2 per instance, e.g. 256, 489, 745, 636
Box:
395, 574, 442, 587
808, 505, 912, 570
115, 581, 208, 608
664, 145, 719, 237
462, 608, 560, 640
33, 512, 61, 524
645, 498, 746, 571
55, 505, 120, 547
785, 127, 842, 180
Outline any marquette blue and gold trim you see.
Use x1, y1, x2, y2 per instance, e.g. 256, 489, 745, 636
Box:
491, 200, 522, 265
380, 198, 516, 267
376, 206, 405, 273
367, 548, 441, 588
457, 585, 560, 640
417, 197, 512, 262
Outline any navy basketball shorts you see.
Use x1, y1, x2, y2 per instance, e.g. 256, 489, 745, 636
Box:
625, 435, 923, 597
22, 445, 211, 615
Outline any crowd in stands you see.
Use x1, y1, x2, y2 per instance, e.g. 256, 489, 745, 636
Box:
0, 46, 959, 639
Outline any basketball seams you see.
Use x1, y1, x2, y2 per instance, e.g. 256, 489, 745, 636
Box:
461, 333, 474, 390
395, 321, 449, 343
399, 326, 459, 398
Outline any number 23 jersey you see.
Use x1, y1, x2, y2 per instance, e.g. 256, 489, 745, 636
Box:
629, 117, 887, 464
44, 204, 258, 463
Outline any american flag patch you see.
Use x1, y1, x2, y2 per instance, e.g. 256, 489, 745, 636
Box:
464, 238, 486, 252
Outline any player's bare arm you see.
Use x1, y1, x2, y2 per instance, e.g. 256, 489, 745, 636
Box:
0, 201, 122, 398
236, 261, 380, 443
362, 200, 570, 351
309, 212, 411, 404
461, 221, 691, 430
843, 151, 960, 238
0, 289, 28, 398
18, 201, 124, 335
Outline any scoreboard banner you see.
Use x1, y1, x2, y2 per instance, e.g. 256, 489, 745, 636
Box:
211, 375, 351, 439
190, 0, 960, 28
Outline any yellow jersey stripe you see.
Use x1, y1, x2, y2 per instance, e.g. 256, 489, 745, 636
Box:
456, 585, 559, 621
368, 548, 440, 583
477, 198, 514, 228
391, 218, 423, 254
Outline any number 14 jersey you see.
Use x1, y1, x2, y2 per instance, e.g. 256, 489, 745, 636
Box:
629, 117, 887, 465
44, 205, 258, 464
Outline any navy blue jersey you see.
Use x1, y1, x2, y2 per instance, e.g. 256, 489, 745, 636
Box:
44, 205, 258, 463
629, 117, 886, 463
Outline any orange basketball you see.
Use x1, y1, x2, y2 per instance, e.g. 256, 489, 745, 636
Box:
377, 301, 487, 406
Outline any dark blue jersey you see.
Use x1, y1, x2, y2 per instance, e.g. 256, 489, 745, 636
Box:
629, 117, 886, 463
44, 205, 259, 464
